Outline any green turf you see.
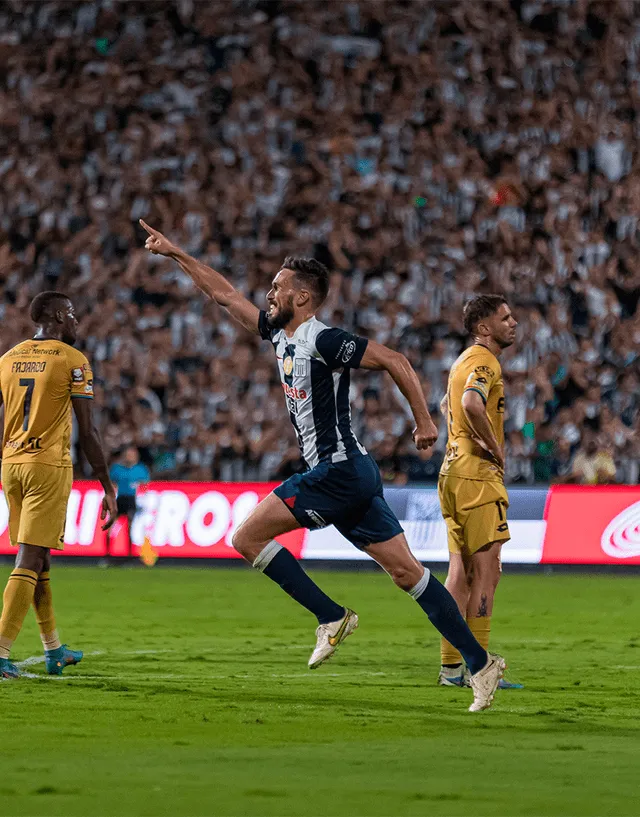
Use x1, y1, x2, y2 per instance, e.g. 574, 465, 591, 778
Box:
0, 565, 638, 817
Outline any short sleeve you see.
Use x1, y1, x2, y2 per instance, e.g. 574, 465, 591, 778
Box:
258, 310, 275, 342
463, 363, 497, 404
315, 328, 368, 370
70, 352, 94, 399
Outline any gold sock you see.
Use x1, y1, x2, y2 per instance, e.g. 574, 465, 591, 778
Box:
441, 639, 463, 667
33, 572, 61, 652
0, 568, 39, 658
467, 616, 491, 652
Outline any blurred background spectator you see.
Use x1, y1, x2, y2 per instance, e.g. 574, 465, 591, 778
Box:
1, 0, 639, 484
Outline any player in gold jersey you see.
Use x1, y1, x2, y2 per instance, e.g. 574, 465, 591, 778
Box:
0, 292, 116, 678
437, 295, 522, 689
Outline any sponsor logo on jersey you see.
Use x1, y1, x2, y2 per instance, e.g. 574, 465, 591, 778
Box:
7, 347, 61, 356
474, 365, 494, 375
282, 382, 307, 400
340, 340, 356, 364
601, 501, 640, 559
283, 357, 293, 376
71, 368, 84, 382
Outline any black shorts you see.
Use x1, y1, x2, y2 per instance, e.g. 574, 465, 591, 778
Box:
116, 494, 137, 517
274, 454, 403, 549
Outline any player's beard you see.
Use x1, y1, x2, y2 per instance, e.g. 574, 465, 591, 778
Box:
497, 333, 516, 349
496, 337, 514, 349
267, 295, 295, 330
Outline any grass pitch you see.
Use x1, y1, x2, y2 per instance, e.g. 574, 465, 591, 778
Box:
0, 564, 638, 817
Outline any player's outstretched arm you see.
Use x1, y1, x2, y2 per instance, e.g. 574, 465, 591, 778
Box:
139, 220, 260, 334
461, 390, 504, 468
359, 341, 438, 450
72, 397, 117, 530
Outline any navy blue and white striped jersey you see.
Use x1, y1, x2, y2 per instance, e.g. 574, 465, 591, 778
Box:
258, 311, 368, 469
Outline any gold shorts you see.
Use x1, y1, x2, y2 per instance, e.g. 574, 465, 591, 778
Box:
438, 475, 510, 556
1, 463, 73, 550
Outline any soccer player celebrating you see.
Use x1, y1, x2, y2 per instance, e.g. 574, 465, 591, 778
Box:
0, 292, 117, 678
438, 295, 522, 689
141, 220, 506, 712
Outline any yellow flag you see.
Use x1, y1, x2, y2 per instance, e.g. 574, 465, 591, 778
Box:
139, 536, 158, 567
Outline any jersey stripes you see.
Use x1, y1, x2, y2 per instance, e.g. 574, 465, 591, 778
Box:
259, 312, 368, 469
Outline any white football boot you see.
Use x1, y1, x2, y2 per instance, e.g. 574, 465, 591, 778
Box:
308, 608, 359, 669
469, 653, 506, 712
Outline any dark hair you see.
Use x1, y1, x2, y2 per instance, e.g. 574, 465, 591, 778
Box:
30, 291, 71, 324
282, 256, 330, 307
463, 294, 508, 335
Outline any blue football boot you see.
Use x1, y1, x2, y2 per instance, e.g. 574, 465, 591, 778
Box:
440, 665, 524, 689
0, 657, 20, 678
498, 677, 524, 690
437, 665, 466, 686
45, 644, 83, 676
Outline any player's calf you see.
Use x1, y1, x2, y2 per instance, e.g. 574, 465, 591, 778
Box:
252, 540, 346, 625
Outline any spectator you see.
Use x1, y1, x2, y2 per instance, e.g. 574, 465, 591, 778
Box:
571, 434, 617, 485
0, 1, 638, 485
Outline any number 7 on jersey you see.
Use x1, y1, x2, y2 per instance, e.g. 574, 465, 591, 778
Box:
19, 377, 35, 432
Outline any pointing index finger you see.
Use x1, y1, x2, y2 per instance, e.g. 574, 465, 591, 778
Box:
139, 219, 158, 237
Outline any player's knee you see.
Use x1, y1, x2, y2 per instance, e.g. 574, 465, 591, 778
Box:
390, 563, 422, 592
473, 546, 502, 589
231, 526, 265, 563
230, 526, 251, 558
16, 544, 46, 574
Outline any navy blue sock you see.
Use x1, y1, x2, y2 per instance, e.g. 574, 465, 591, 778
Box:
253, 542, 345, 625
409, 569, 487, 675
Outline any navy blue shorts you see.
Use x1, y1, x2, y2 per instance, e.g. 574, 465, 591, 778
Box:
274, 454, 403, 549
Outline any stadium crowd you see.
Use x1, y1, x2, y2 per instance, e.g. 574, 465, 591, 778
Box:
1, 0, 639, 485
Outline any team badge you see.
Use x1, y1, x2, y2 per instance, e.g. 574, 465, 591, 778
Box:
294, 358, 307, 377
283, 356, 294, 376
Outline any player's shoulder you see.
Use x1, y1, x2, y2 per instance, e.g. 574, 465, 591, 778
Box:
456, 345, 501, 376
293, 316, 332, 356
0, 339, 45, 371
0, 339, 33, 361
62, 344, 91, 367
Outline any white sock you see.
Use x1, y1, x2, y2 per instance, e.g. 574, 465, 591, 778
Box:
41, 629, 62, 651
407, 567, 431, 600
252, 540, 283, 572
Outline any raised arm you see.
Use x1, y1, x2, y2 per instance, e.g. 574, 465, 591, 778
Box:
140, 220, 260, 334
359, 341, 438, 450
72, 397, 117, 530
461, 390, 504, 469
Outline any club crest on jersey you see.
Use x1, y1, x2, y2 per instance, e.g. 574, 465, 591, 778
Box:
71, 368, 84, 382
294, 358, 307, 377
283, 356, 294, 376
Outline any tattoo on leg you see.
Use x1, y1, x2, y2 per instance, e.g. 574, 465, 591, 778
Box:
477, 593, 488, 617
